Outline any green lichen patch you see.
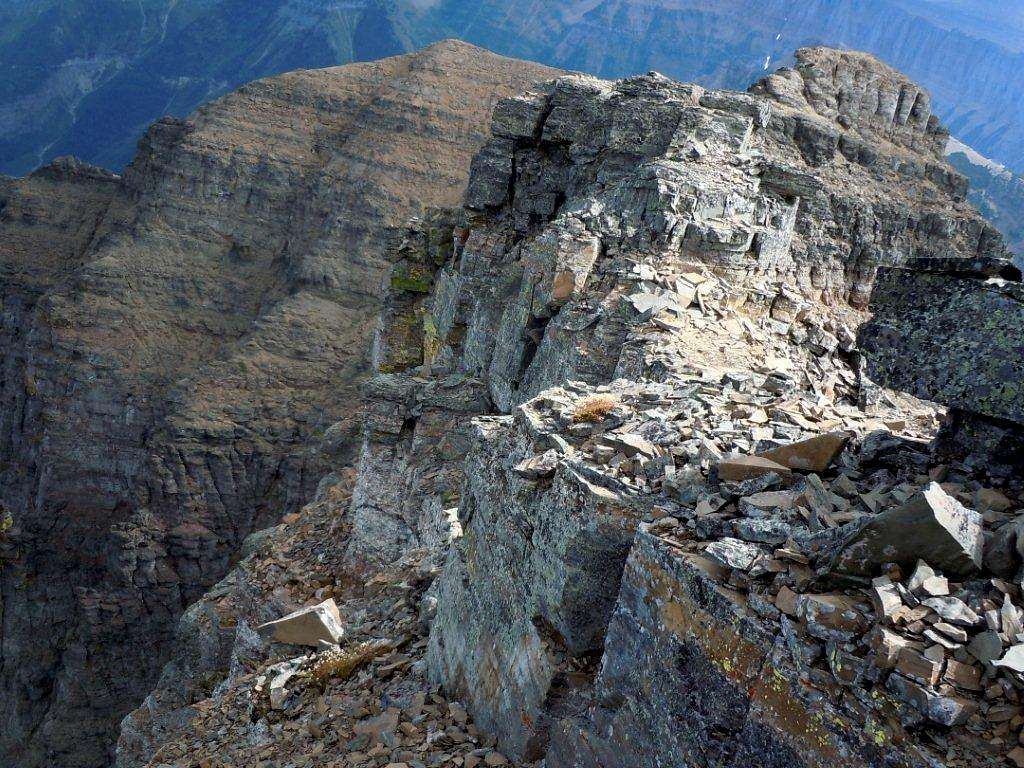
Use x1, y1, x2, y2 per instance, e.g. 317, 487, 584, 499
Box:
391, 261, 436, 294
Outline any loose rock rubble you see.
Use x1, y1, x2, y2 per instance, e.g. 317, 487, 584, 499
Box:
643, 415, 1024, 763
431, 367, 1024, 766
549, 373, 1024, 762
134, 481, 527, 768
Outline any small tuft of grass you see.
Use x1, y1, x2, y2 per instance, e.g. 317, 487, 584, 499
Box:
309, 640, 390, 684
572, 395, 618, 424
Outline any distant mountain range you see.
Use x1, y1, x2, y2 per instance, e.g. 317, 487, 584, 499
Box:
3, 0, 1024, 180
946, 139, 1024, 262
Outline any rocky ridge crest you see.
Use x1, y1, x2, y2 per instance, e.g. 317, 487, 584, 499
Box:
123, 47, 1024, 768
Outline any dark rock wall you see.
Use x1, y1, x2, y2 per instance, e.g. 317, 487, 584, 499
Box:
0, 42, 558, 768
860, 265, 1024, 477
548, 534, 933, 768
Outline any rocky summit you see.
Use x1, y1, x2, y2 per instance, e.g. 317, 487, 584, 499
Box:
3, 40, 1024, 768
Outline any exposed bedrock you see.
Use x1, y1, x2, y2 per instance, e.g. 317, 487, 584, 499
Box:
0, 41, 558, 768
546, 533, 935, 768
427, 405, 646, 760
348, 43, 1007, 571
859, 260, 1024, 478
371, 48, 1018, 768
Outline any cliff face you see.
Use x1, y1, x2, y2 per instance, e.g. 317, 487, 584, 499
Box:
6, 38, 1024, 768
352, 48, 1012, 768
0, 41, 558, 768
102, 46, 1024, 768
345, 43, 1000, 573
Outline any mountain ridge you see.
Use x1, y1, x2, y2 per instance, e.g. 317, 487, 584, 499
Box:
0, 40, 559, 768
113, 42, 1024, 768
4, 1, 1024, 176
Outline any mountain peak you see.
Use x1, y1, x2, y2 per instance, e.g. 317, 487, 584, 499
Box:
751, 46, 947, 160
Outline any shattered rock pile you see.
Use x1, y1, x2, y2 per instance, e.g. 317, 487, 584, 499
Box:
453, 358, 1024, 760
643, 409, 1024, 763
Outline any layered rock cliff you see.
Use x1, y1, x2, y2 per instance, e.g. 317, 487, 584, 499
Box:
6, 40, 1024, 768
0, 41, 557, 768
354, 47, 1014, 768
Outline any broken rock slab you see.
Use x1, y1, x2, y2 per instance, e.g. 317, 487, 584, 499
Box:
514, 450, 560, 480
859, 265, 1024, 475
831, 482, 983, 577
757, 431, 850, 473
546, 534, 938, 768
256, 598, 345, 647
716, 454, 792, 483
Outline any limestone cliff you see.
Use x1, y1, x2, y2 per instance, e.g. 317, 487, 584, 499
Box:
346, 45, 1002, 577
6, 41, 1023, 768
0, 40, 557, 768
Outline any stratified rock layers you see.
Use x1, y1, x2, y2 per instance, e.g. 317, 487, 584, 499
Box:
396, 48, 1017, 768
0, 41, 557, 768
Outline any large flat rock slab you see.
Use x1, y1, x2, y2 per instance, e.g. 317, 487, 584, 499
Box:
860, 267, 1024, 427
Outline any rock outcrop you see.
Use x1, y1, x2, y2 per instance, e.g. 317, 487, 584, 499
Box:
860, 260, 1024, 480
346, 43, 1004, 570
7, 39, 1024, 768
0, 41, 558, 768
75, 42, 1024, 768
320, 47, 1020, 768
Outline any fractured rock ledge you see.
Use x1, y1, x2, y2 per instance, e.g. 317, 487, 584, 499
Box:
548, 533, 936, 768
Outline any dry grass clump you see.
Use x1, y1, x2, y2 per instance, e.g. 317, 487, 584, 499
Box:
572, 395, 619, 423
309, 639, 390, 684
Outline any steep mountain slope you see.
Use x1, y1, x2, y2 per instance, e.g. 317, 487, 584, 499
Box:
892, 0, 1024, 50
126, 46, 1024, 768
0, 41, 558, 768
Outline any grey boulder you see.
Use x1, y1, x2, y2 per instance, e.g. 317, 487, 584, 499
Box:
831, 482, 983, 577
257, 599, 345, 647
